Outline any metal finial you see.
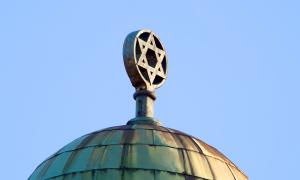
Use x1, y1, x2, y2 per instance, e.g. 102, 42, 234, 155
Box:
123, 29, 167, 124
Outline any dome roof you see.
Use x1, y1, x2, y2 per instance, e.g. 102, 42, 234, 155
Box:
30, 29, 247, 180
29, 123, 247, 180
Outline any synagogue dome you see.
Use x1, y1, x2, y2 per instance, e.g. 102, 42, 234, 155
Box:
29, 29, 247, 180
29, 122, 247, 180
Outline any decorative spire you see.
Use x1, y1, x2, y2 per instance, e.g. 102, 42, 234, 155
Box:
123, 29, 167, 125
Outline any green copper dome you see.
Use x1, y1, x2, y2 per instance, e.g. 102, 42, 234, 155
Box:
30, 30, 248, 180
29, 123, 247, 180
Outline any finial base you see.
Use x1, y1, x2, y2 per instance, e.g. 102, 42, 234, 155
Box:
126, 117, 162, 126
134, 90, 156, 118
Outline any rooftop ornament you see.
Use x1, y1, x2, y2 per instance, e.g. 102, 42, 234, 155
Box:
29, 29, 248, 180
123, 29, 167, 125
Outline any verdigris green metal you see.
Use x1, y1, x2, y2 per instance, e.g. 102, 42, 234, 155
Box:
29, 124, 247, 180
29, 30, 248, 180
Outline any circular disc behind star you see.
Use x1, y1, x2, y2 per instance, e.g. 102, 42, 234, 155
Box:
123, 29, 168, 90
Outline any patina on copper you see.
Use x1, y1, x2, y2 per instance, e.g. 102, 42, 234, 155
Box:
29, 124, 248, 180
29, 29, 248, 180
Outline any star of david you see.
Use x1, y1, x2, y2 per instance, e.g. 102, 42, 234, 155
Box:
136, 33, 166, 85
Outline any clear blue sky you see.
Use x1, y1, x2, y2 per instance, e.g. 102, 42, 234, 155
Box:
1, 0, 299, 179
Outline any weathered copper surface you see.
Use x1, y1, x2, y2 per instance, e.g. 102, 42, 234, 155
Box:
29, 30, 248, 180
29, 124, 247, 180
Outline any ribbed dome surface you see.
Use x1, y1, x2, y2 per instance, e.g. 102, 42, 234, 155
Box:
29, 123, 247, 180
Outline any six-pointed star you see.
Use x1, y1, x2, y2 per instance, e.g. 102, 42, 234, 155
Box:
137, 33, 166, 84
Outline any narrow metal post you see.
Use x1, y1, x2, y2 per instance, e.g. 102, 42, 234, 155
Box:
134, 90, 156, 118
